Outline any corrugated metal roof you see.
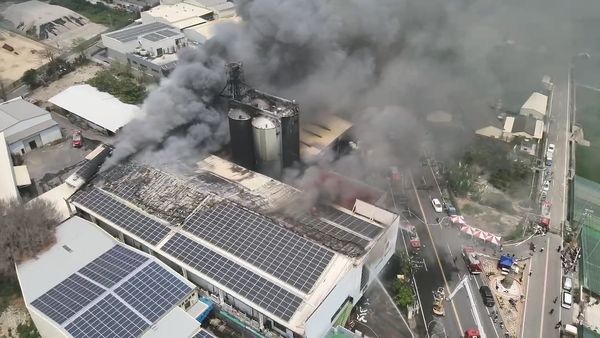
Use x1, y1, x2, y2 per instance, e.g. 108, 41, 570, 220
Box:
49, 84, 143, 133
5, 118, 58, 144
0, 98, 50, 131
520, 92, 548, 117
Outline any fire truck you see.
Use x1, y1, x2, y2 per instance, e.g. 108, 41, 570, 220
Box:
408, 225, 421, 251
462, 247, 482, 274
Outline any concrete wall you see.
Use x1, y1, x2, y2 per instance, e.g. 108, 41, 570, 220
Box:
39, 125, 62, 145
28, 307, 68, 338
304, 265, 362, 338
365, 219, 398, 279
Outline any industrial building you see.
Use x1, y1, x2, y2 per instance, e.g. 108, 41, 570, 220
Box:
68, 154, 399, 338
0, 97, 62, 154
0, 132, 20, 201
519, 92, 548, 120
16, 215, 217, 338
49, 84, 143, 135
101, 22, 187, 77
503, 115, 544, 140
142, 0, 236, 28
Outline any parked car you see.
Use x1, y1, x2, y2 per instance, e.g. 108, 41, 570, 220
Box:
542, 181, 550, 192
562, 291, 573, 309
548, 143, 556, 153
563, 276, 573, 291
479, 286, 495, 307
72, 130, 83, 148
431, 198, 443, 213
445, 203, 458, 216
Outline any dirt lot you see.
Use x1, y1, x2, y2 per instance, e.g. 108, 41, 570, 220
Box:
27, 63, 103, 105
0, 29, 53, 87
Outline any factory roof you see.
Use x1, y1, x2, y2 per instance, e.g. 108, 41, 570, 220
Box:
182, 16, 240, 43
16, 216, 199, 338
143, 3, 213, 26
0, 97, 58, 143
520, 92, 548, 117
49, 84, 143, 133
300, 115, 353, 161
104, 22, 181, 43
0, 132, 19, 202
70, 156, 393, 332
504, 115, 544, 139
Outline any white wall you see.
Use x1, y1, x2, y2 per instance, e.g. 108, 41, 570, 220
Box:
102, 35, 139, 56
40, 125, 62, 145
304, 265, 362, 338
28, 307, 68, 338
365, 219, 398, 279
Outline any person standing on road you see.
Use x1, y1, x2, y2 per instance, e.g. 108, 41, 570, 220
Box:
554, 296, 558, 304
550, 308, 554, 314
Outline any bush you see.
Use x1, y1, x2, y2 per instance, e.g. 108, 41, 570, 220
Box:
481, 193, 515, 213
87, 69, 146, 104
22, 69, 40, 89
49, 0, 137, 28
393, 279, 415, 309
17, 319, 41, 338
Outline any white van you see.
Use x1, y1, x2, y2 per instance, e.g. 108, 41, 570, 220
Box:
563, 276, 573, 291
563, 324, 578, 337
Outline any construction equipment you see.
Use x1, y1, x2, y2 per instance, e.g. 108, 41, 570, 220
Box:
448, 275, 486, 338
432, 287, 445, 316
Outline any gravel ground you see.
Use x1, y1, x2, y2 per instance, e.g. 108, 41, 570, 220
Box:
27, 63, 104, 105
0, 302, 29, 337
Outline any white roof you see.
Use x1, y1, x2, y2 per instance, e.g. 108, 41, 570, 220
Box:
48, 84, 143, 133
183, 16, 240, 43
142, 307, 200, 338
520, 92, 548, 117
145, 3, 213, 25
17, 216, 116, 301
0, 132, 19, 202
31, 182, 77, 222
13, 165, 31, 186
0, 97, 57, 143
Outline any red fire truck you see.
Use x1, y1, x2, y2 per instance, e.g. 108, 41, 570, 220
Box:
408, 225, 421, 251
462, 247, 482, 274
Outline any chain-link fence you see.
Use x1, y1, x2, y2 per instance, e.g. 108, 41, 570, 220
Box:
575, 176, 600, 295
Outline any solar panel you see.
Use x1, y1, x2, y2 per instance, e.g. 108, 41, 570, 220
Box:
193, 329, 216, 338
115, 262, 193, 322
292, 212, 370, 248
143, 33, 163, 42
31, 274, 106, 324
183, 203, 334, 293
79, 245, 149, 288
73, 189, 170, 245
158, 29, 179, 37
65, 294, 150, 338
163, 233, 303, 321
320, 205, 383, 239
72, 146, 112, 182
106, 22, 171, 42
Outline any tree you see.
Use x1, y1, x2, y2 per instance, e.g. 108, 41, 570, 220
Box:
22, 69, 40, 89
0, 199, 61, 280
41, 48, 57, 62
393, 279, 415, 309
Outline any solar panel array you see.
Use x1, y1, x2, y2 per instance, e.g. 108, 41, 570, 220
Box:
183, 203, 334, 292
115, 262, 193, 322
163, 233, 303, 321
30, 274, 105, 324
292, 213, 370, 248
73, 189, 170, 245
65, 294, 149, 338
193, 329, 216, 338
73, 146, 112, 182
79, 245, 149, 288
320, 206, 383, 239
106, 22, 173, 42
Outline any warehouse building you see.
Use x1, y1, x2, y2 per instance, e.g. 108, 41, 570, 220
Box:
49, 85, 143, 135
503, 115, 544, 140
69, 155, 399, 338
0, 132, 20, 202
0, 97, 62, 154
101, 22, 187, 77
519, 92, 548, 120
16, 216, 217, 338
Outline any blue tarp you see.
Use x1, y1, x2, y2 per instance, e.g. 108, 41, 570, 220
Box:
498, 255, 514, 269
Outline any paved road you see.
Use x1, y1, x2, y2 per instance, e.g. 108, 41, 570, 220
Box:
406, 164, 505, 338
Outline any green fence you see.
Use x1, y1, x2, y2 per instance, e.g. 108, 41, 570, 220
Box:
575, 176, 600, 296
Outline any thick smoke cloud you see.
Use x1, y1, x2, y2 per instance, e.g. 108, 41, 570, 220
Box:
107, 0, 600, 177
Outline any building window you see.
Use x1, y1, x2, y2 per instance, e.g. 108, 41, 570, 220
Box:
272, 320, 287, 333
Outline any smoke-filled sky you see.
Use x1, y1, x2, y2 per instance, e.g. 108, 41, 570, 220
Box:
106, 0, 600, 174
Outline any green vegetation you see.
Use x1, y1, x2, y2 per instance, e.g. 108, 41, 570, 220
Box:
479, 192, 515, 214
87, 66, 147, 104
574, 86, 600, 183
21, 69, 40, 89
0, 279, 20, 314
16, 319, 41, 338
393, 254, 415, 310
447, 163, 477, 197
461, 203, 482, 215
49, 0, 137, 28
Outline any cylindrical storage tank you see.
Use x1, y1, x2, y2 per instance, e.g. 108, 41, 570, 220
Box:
252, 116, 282, 178
228, 109, 255, 170
280, 109, 300, 168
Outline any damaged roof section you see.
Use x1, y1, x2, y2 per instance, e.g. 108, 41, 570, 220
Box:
97, 163, 207, 225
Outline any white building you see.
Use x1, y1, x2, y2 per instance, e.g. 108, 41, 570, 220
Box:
519, 92, 548, 120
69, 155, 399, 338
49, 84, 144, 135
0, 132, 20, 202
0, 97, 62, 154
101, 21, 187, 77
16, 215, 217, 338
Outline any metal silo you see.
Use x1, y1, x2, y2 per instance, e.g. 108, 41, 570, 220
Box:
228, 109, 255, 170
252, 116, 282, 178
280, 105, 300, 168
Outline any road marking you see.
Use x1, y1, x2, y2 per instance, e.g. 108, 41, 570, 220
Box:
472, 277, 500, 338
538, 237, 551, 338
410, 172, 464, 334
375, 278, 415, 338
521, 261, 533, 338
447, 243, 454, 257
